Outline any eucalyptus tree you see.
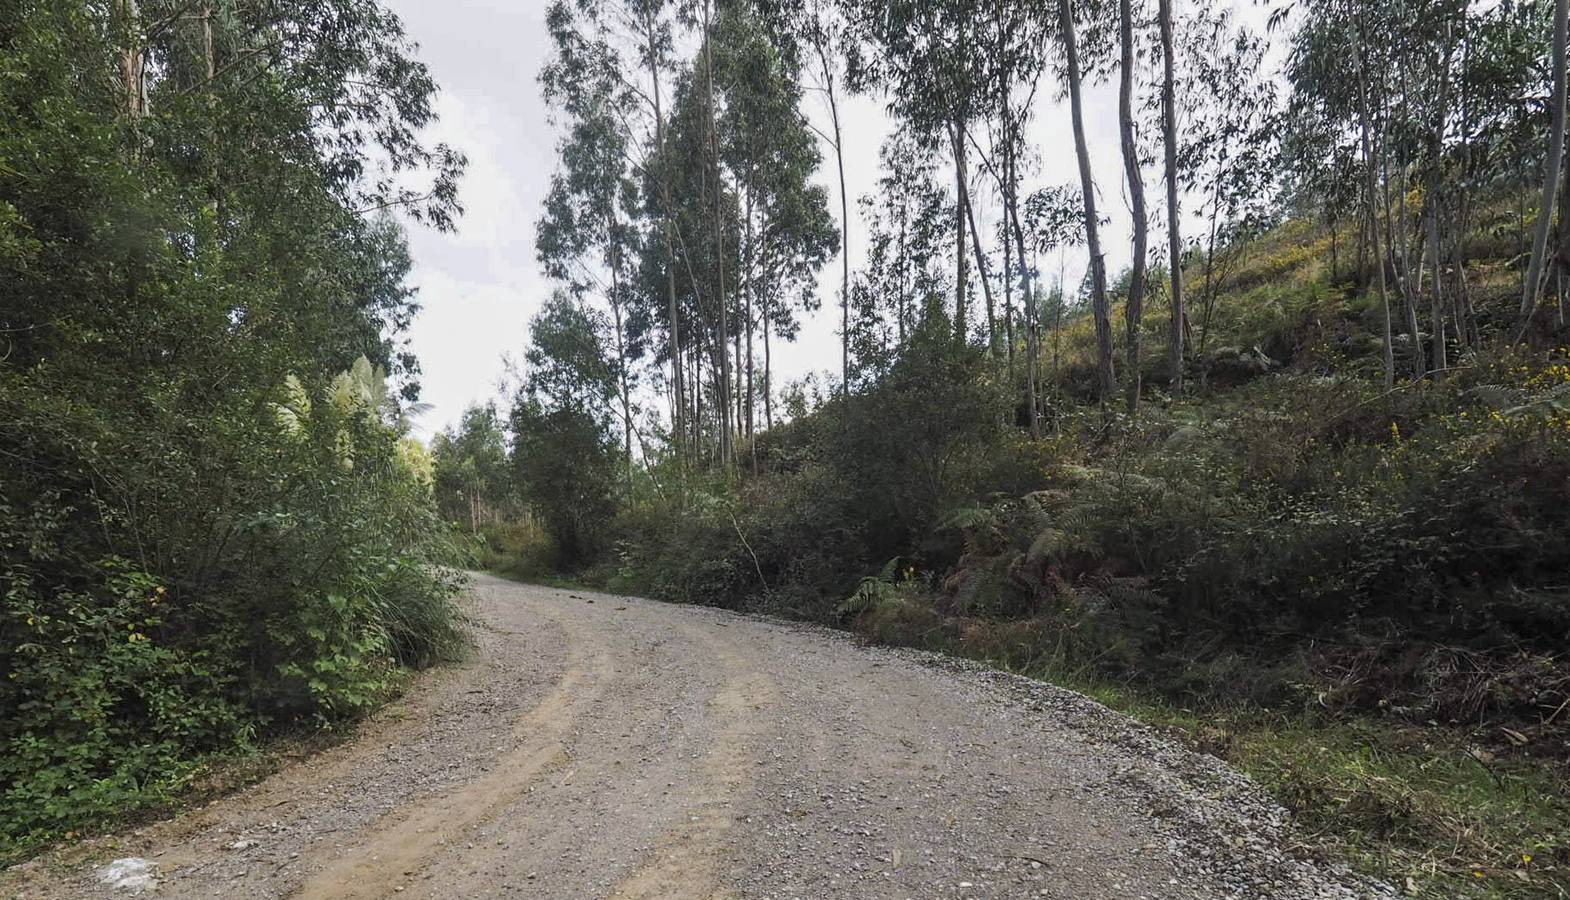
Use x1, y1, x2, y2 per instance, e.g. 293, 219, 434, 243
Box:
639, 63, 741, 464
2, 0, 469, 828
538, 0, 644, 489
847, 0, 992, 348
715, 2, 838, 437
1026, 183, 1094, 424
1059, 0, 1117, 405
1168, 7, 1276, 366
1523, 0, 1568, 330
511, 292, 623, 565
1158, 0, 1183, 394
851, 129, 956, 383
960, 1, 1052, 418
1117, 0, 1150, 411
1282, 0, 1554, 370
431, 404, 513, 530
761, 0, 857, 395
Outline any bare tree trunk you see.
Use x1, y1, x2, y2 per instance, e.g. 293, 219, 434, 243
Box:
762, 218, 774, 430
814, 43, 850, 399
1354, 28, 1395, 389
1159, 0, 1184, 397
1426, 200, 1448, 373
702, 0, 732, 468
1523, 0, 1568, 330
744, 189, 756, 468
1006, 142, 1039, 439
645, 11, 685, 470
609, 235, 634, 494
1061, 0, 1116, 405
1118, 0, 1149, 413
120, 0, 146, 118
954, 116, 970, 346
953, 126, 997, 356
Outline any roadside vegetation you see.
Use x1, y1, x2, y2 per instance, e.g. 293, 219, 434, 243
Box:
0, 0, 468, 861
434, 0, 1570, 896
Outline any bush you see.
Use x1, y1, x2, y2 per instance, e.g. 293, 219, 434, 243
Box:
0, 362, 466, 859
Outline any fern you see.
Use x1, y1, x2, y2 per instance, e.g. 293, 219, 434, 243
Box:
836, 557, 905, 617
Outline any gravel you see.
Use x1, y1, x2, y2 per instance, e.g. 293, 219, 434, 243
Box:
1, 574, 1395, 899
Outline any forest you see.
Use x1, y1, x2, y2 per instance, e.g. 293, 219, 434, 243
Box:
431, 0, 1570, 895
1, 0, 467, 863
1, 0, 1567, 896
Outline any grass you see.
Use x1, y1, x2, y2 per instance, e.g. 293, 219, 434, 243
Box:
1011, 667, 1569, 900
484, 536, 1570, 900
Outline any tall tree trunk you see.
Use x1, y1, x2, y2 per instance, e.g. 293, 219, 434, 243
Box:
815, 45, 850, 399
744, 188, 756, 463
120, 0, 145, 119
1159, 0, 1184, 396
762, 218, 775, 430
645, 11, 685, 470
1426, 199, 1448, 372
954, 115, 970, 346
1007, 150, 1040, 440
702, 0, 732, 468
1060, 0, 1116, 405
609, 235, 634, 494
1354, 26, 1396, 389
1522, 0, 1569, 329
1118, 0, 1149, 413
953, 126, 997, 356
997, 19, 1017, 371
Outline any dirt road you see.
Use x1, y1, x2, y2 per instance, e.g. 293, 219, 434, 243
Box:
3, 574, 1390, 899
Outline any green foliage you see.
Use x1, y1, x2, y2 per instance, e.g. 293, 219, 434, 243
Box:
0, 0, 466, 857
432, 404, 515, 530
509, 294, 624, 569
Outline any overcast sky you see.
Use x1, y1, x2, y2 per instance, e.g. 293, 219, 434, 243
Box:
385, 0, 1265, 437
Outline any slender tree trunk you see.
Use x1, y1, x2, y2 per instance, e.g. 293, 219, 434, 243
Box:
1354, 26, 1395, 389
815, 43, 850, 399
762, 218, 774, 429
645, 12, 685, 470
1008, 154, 1040, 440
997, 21, 1017, 371
119, 0, 145, 119
1061, 0, 1116, 405
1385, 89, 1423, 380
1523, 0, 1568, 329
1118, 0, 1148, 413
954, 126, 997, 355
897, 212, 909, 345
1426, 199, 1448, 373
609, 236, 634, 494
954, 116, 970, 345
1002, 172, 1016, 371
702, 0, 732, 468
1159, 0, 1183, 396
744, 189, 756, 464
1329, 221, 1339, 283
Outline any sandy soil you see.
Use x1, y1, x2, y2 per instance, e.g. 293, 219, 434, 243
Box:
1, 574, 1393, 899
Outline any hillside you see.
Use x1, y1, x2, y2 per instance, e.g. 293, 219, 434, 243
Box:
476, 213, 1570, 898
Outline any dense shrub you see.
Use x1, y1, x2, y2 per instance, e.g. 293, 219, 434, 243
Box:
0, 362, 466, 855
0, 0, 467, 857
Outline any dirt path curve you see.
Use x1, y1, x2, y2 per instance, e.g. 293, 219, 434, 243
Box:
3, 574, 1392, 900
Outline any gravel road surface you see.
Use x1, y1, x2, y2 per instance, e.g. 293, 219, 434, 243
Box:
2, 574, 1392, 899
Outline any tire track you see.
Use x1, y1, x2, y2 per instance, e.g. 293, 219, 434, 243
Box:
290, 610, 613, 900
610, 628, 779, 900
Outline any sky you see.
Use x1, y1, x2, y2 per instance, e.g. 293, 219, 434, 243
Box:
384, 0, 1265, 438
